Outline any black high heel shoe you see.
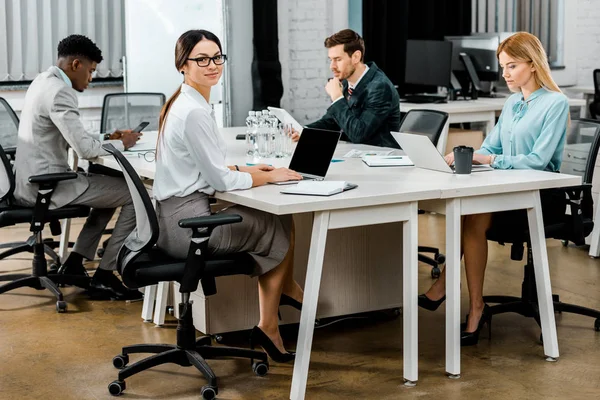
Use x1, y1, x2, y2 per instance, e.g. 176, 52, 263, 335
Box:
461, 304, 492, 346
249, 326, 295, 363
280, 293, 302, 310
418, 294, 446, 311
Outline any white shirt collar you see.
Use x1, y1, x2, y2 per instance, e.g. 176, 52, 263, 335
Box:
348, 64, 369, 89
181, 83, 212, 112
56, 68, 72, 88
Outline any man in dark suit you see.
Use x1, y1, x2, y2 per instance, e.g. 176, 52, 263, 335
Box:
294, 29, 401, 148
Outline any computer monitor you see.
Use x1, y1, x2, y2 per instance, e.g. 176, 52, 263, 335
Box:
404, 40, 453, 88
444, 35, 500, 82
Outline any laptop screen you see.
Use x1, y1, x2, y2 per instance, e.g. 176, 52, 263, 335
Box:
289, 128, 341, 177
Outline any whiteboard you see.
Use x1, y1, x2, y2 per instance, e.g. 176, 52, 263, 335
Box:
124, 0, 225, 106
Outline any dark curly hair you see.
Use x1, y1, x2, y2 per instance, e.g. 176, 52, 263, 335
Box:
57, 34, 103, 63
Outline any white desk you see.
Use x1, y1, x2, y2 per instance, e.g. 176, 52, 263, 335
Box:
401, 97, 587, 154
95, 128, 580, 398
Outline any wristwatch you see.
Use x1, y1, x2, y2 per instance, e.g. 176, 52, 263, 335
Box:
103, 133, 111, 141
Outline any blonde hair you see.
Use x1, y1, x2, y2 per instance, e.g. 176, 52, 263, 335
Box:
496, 31, 562, 94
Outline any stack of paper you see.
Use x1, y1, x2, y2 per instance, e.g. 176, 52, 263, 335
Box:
344, 149, 395, 158
280, 181, 356, 196
362, 155, 414, 167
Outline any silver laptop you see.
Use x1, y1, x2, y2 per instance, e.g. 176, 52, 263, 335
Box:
271, 127, 342, 185
391, 132, 493, 174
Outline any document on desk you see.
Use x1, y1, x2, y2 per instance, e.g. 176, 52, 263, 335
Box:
344, 149, 396, 158
362, 155, 414, 167
280, 181, 357, 196
267, 106, 304, 133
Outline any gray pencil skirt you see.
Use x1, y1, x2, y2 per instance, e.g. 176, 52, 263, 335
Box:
156, 192, 292, 277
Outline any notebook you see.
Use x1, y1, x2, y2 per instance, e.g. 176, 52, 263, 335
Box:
280, 181, 358, 196
362, 155, 414, 167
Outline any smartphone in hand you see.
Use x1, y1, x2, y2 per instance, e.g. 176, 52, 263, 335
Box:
132, 121, 149, 133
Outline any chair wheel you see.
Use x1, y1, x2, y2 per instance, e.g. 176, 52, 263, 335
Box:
56, 301, 67, 313
201, 385, 218, 400
252, 361, 269, 376
561, 240, 568, 247
112, 354, 129, 369
97, 248, 105, 258
431, 267, 441, 279
108, 380, 126, 396
595, 318, 600, 332
213, 334, 223, 343
436, 254, 446, 264
49, 263, 59, 274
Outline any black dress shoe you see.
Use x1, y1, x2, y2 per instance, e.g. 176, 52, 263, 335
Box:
461, 304, 492, 346
418, 294, 446, 311
58, 263, 89, 277
88, 271, 143, 301
249, 326, 295, 363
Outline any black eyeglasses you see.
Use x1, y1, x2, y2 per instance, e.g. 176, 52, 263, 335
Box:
187, 54, 227, 67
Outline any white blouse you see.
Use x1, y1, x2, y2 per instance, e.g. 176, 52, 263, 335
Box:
153, 84, 252, 201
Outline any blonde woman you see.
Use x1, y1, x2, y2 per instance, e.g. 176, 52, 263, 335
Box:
418, 32, 570, 346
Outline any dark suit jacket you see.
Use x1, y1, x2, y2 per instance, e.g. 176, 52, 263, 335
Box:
307, 62, 401, 148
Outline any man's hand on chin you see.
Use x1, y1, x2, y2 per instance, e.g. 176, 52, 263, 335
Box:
325, 77, 343, 101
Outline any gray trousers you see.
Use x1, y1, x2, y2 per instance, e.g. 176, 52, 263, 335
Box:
67, 174, 135, 271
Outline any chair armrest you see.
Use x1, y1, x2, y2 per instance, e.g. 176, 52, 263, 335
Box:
29, 172, 78, 184
178, 214, 242, 229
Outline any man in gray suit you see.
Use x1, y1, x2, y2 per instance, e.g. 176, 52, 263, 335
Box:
14, 35, 141, 300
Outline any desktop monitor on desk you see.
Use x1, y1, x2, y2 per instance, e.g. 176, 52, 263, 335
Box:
403, 40, 453, 103
445, 35, 500, 97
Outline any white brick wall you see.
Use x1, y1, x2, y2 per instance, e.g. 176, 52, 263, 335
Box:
575, 0, 600, 87
278, 0, 339, 125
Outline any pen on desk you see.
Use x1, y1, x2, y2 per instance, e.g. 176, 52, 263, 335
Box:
246, 163, 273, 166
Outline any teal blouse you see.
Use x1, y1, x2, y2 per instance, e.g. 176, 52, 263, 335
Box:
476, 87, 569, 171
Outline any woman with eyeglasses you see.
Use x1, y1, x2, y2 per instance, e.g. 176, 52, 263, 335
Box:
153, 30, 304, 363
419, 32, 570, 346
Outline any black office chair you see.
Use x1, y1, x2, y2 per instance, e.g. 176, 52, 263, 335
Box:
0, 144, 91, 312
485, 119, 600, 338
589, 69, 600, 120
95, 92, 166, 257
399, 109, 449, 278
103, 144, 268, 400
0, 97, 74, 267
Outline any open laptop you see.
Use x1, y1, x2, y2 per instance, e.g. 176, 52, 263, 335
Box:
391, 132, 493, 174
271, 127, 342, 185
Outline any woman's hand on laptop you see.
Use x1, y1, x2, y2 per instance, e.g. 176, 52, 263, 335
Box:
444, 153, 455, 166
242, 164, 274, 173
250, 167, 303, 187
472, 154, 493, 165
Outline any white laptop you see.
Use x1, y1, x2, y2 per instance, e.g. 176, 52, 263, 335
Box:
391, 132, 493, 174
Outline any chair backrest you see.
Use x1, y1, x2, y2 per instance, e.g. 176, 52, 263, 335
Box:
0, 97, 20, 151
0, 143, 15, 205
102, 144, 159, 287
398, 109, 449, 146
100, 93, 166, 134
561, 118, 600, 184
593, 69, 600, 101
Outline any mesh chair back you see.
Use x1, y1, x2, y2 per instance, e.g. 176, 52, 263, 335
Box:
0, 97, 20, 151
102, 144, 159, 286
562, 118, 600, 184
100, 93, 166, 133
398, 109, 449, 146
594, 69, 600, 101
0, 144, 15, 204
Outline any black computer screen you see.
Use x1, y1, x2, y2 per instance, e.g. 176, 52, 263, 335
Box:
404, 40, 453, 87
289, 128, 341, 177
445, 35, 499, 82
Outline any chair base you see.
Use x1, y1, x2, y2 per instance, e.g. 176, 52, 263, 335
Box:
484, 248, 600, 337
0, 273, 89, 312
418, 246, 445, 279
109, 300, 268, 398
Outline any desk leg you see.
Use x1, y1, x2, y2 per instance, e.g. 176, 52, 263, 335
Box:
403, 202, 419, 385
485, 115, 495, 136
445, 198, 461, 378
290, 211, 330, 400
588, 195, 600, 257
527, 191, 559, 360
